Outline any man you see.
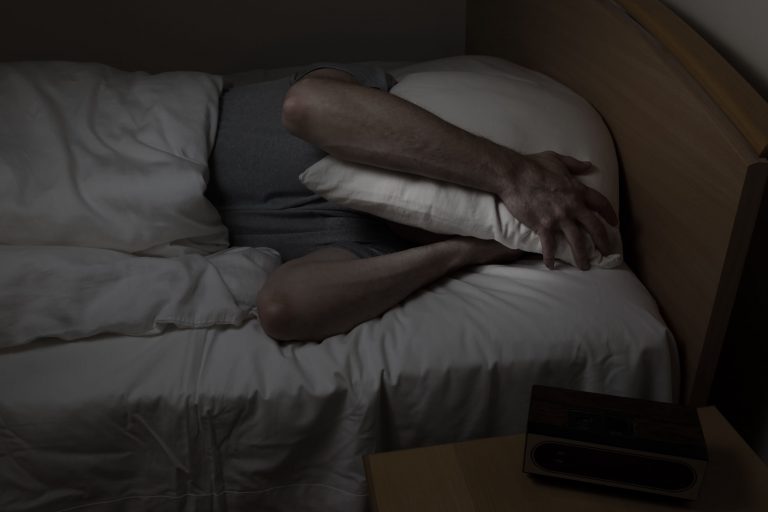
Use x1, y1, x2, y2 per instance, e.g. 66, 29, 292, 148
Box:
208, 63, 618, 341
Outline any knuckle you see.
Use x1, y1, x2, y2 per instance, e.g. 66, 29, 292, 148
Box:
552, 204, 568, 218
539, 217, 555, 230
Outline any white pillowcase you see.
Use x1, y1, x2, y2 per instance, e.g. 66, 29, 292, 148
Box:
0, 61, 228, 256
300, 56, 622, 268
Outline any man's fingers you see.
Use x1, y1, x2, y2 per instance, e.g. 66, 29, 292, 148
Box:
584, 187, 619, 226
578, 211, 611, 256
561, 221, 590, 270
539, 229, 557, 270
557, 154, 593, 175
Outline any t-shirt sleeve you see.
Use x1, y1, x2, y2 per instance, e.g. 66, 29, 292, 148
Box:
290, 62, 396, 91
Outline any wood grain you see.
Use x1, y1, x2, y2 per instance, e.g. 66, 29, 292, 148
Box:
364, 444, 476, 512
466, 0, 766, 404
364, 407, 768, 511
616, 0, 768, 158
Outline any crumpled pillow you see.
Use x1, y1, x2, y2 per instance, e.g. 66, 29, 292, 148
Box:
300, 56, 622, 268
0, 61, 228, 256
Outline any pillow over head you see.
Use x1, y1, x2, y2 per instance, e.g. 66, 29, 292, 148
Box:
300, 56, 622, 268
0, 61, 227, 256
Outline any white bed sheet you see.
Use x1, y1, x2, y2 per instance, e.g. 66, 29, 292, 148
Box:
0, 260, 678, 511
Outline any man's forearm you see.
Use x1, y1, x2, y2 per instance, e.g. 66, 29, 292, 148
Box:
256, 238, 517, 341
283, 72, 619, 270
282, 76, 520, 195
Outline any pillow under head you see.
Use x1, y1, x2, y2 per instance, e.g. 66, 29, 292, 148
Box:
300, 56, 622, 268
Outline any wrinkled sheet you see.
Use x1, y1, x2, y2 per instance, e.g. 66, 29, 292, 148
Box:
0, 260, 678, 511
0, 246, 281, 347
0, 62, 227, 256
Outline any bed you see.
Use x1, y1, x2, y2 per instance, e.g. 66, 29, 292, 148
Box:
1, 1, 766, 511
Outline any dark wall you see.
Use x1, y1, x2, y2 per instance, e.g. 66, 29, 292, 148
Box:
711, 172, 768, 463
662, 0, 768, 101
2, 0, 466, 73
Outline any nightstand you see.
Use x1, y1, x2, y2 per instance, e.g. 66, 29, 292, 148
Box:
364, 406, 768, 511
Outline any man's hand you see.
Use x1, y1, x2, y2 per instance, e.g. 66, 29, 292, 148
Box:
284, 74, 618, 270
496, 151, 619, 270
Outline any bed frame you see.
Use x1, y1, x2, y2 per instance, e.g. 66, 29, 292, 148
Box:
467, 0, 768, 405
5, 0, 766, 405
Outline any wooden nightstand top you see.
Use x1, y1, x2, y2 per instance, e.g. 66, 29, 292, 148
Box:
364, 407, 768, 511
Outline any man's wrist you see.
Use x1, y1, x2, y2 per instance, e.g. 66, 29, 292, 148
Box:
477, 139, 527, 196
426, 238, 478, 270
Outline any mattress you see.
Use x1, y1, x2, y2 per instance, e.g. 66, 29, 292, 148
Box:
0, 259, 678, 512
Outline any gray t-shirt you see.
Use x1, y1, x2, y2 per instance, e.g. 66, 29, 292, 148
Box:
207, 63, 411, 261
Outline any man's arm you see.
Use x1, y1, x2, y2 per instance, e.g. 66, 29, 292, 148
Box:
282, 69, 618, 270
256, 237, 521, 341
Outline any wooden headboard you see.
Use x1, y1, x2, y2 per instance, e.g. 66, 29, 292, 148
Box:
467, 0, 768, 404
4, 0, 766, 405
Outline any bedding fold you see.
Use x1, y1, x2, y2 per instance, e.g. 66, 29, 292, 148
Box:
0, 260, 678, 512
0, 245, 281, 347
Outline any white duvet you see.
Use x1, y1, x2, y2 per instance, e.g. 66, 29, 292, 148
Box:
0, 61, 227, 257
0, 245, 280, 346
0, 60, 678, 511
0, 259, 678, 512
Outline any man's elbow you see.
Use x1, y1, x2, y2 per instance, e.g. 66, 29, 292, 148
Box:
281, 80, 317, 136
256, 288, 320, 342
256, 292, 295, 341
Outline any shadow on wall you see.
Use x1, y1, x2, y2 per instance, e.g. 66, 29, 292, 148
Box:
661, 0, 768, 100
710, 170, 768, 464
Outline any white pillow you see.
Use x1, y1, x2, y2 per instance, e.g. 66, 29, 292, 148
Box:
0, 61, 228, 256
300, 56, 622, 268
